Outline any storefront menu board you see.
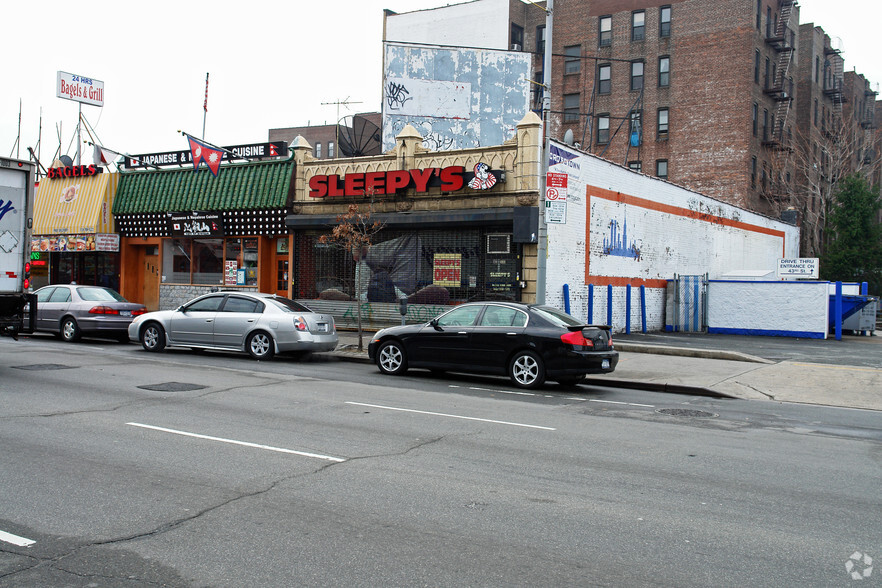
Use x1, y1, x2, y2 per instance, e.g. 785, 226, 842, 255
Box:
32, 233, 119, 252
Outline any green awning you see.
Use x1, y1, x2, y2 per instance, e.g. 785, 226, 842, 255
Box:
112, 158, 294, 214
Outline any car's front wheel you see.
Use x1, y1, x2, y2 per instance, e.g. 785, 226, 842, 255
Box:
247, 331, 275, 360
140, 323, 166, 352
509, 350, 545, 389
377, 340, 408, 375
61, 317, 81, 342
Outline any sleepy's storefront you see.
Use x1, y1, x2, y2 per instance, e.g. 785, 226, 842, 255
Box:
112, 149, 294, 310
286, 113, 542, 328
30, 163, 121, 290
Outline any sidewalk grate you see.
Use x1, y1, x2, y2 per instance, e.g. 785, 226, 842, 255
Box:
138, 382, 207, 392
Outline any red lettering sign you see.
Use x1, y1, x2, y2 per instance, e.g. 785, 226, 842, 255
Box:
47, 164, 102, 179
308, 166, 469, 198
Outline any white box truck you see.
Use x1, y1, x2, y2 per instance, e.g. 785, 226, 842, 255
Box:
0, 156, 36, 338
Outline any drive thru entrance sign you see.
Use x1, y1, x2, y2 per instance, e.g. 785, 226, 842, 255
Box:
777, 258, 819, 279
546, 172, 567, 224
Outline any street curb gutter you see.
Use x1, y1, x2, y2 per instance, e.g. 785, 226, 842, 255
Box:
581, 377, 738, 399
613, 342, 773, 364
330, 348, 739, 399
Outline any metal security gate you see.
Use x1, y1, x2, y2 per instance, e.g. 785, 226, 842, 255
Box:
667, 274, 707, 333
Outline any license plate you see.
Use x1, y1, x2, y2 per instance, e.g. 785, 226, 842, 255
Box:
316, 323, 328, 332
121, 310, 132, 317
602, 359, 610, 369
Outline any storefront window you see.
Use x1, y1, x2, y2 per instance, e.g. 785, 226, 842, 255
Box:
193, 239, 224, 285
162, 237, 260, 286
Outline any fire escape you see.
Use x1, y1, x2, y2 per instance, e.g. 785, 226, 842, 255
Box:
823, 43, 846, 136
762, 0, 796, 151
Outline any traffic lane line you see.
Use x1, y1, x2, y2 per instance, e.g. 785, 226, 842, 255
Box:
345, 401, 556, 431
126, 423, 346, 462
0, 529, 35, 547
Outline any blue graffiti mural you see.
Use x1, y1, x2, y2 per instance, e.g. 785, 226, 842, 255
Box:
602, 216, 640, 260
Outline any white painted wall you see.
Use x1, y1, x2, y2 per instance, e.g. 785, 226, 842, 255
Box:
544, 140, 801, 332
707, 281, 829, 338
385, 0, 511, 50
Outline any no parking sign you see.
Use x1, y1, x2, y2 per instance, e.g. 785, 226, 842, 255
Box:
546, 172, 568, 223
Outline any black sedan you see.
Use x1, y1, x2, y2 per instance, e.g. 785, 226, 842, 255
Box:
368, 301, 618, 389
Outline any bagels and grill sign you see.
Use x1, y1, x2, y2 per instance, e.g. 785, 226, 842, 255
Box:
308, 165, 503, 198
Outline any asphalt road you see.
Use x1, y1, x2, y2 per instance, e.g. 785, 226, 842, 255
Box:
1, 336, 880, 587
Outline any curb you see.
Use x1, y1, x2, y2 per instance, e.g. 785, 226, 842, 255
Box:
613, 342, 773, 364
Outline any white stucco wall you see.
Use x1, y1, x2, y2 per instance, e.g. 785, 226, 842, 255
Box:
384, 0, 511, 50
707, 281, 829, 338
544, 140, 801, 332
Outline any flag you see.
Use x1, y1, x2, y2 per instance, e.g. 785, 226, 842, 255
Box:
187, 135, 224, 177
93, 144, 121, 166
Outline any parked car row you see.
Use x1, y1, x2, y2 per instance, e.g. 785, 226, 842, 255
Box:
27, 287, 618, 389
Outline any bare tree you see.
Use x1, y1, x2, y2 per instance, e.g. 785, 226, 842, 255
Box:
766, 114, 880, 257
318, 198, 384, 351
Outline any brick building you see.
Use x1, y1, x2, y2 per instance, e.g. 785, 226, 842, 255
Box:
269, 112, 382, 160
386, 0, 880, 254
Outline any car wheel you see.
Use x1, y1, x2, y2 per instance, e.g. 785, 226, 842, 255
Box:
140, 322, 166, 352
377, 340, 408, 375
61, 317, 81, 342
509, 350, 545, 389
247, 331, 275, 360
556, 375, 585, 388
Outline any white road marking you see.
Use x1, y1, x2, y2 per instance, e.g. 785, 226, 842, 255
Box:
126, 423, 346, 462
0, 530, 35, 547
346, 402, 556, 430
449, 385, 536, 396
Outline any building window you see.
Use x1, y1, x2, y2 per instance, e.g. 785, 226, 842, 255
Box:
761, 162, 767, 190
656, 159, 668, 179
660, 6, 671, 37
598, 64, 611, 94
751, 156, 757, 188
597, 114, 610, 144
536, 25, 546, 54
766, 7, 772, 38
163, 237, 258, 286
815, 56, 820, 83
328, 141, 335, 158
628, 161, 642, 173
658, 56, 670, 87
632, 11, 645, 41
657, 107, 669, 138
630, 111, 642, 146
314, 142, 322, 158
532, 71, 544, 110
599, 16, 612, 47
754, 50, 760, 84
752, 102, 758, 136
510, 23, 524, 50
764, 57, 770, 89
564, 45, 581, 74
630, 61, 644, 91
756, 0, 762, 29
564, 93, 580, 122
763, 108, 769, 141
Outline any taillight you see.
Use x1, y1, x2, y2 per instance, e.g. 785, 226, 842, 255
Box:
132, 308, 148, 316
23, 262, 31, 289
89, 306, 120, 315
293, 316, 307, 331
561, 331, 594, 347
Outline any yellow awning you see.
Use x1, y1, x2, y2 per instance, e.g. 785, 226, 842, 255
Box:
33, 172, 119, 235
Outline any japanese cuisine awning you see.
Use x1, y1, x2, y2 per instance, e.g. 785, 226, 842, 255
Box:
33, 172, 119, 235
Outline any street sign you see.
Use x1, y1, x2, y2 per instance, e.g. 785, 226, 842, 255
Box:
777, 258, 819, 279
546, 172, 568, 224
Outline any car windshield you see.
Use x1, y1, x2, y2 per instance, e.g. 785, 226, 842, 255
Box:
532, 305, 584, 327
265, 296, 311, 313
76, 287, 127, 302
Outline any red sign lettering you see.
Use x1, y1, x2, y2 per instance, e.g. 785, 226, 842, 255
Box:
308, 166, 469, 198
47, 164, 102, 179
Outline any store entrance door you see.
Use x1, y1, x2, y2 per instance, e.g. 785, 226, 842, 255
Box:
144, 247, 160, 310
276, 253, 289, 297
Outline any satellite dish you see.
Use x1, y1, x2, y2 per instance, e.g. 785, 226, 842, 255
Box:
563, 129, 575, 146
337, 115, 381, 157
59, 155, 74, 167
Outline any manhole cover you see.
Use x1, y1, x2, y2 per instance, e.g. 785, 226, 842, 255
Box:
138, 382, 207, 392
656, 408, 717, 418
12, 364, 76, 371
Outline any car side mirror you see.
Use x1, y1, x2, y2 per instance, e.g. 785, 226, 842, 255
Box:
430, 318, 442, 331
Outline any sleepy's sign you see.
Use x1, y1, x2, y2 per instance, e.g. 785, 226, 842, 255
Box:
308, 166, 465, 198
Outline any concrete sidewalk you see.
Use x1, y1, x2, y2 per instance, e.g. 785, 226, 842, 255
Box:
331, 330, 882, 411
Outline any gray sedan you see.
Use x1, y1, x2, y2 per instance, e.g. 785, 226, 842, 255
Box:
29, 284, 147, 342
128, 291, 338, 360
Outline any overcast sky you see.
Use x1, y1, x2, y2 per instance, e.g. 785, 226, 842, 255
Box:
2, 0, 878, 168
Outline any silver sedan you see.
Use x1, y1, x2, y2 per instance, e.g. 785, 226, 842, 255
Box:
128, 291, 338, 360
29, 284, 147, 342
